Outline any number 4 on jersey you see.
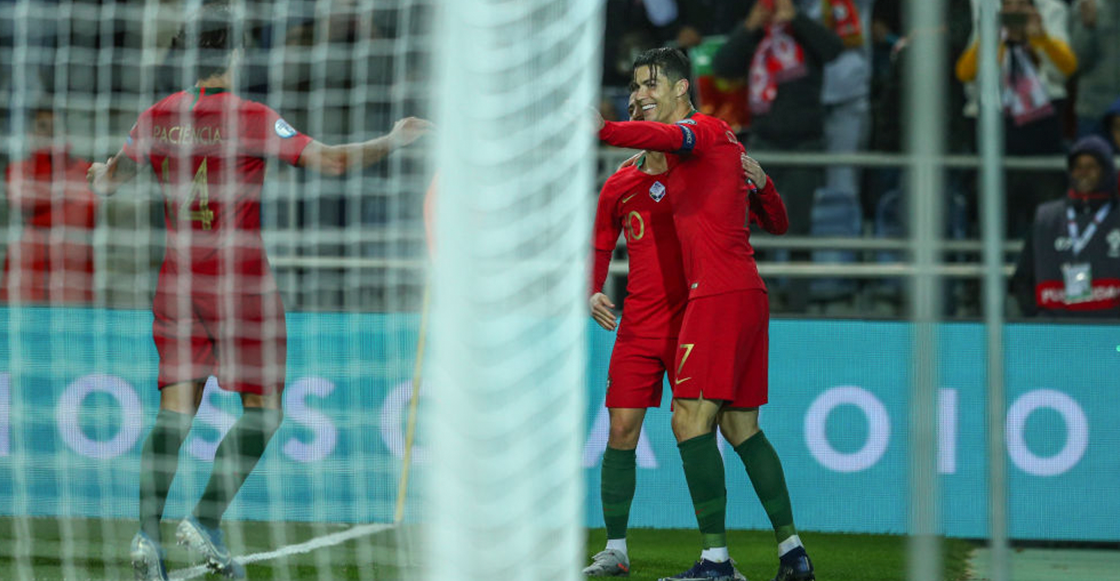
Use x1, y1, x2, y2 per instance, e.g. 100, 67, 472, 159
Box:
161, 157, 215, 230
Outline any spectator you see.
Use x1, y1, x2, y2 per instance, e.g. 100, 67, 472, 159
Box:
712, 0, 843, 311
677, 1, 753, 133
1011, 135, 1120, 318
956, 0, 1077, 153
813, 0, 874, 201
1070, 0, 1120, 138
956, 0, 1078, 236
1, 107, 98, 304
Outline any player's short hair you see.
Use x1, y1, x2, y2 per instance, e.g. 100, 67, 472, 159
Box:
632, 47, 692, 86
170, 2, 245, 80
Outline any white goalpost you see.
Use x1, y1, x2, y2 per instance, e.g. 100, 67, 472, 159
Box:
426, 1, 602, 580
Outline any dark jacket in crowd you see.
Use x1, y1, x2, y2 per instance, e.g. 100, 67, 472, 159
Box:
711, 8, 842, 147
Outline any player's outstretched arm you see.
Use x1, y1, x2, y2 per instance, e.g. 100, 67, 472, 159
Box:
86, 149, 139, 197
599, 118, 697, 155
298, 116, 432, 176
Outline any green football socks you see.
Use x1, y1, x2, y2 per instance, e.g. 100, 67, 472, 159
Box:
139, 409, 193, 542
735, 430, 797, 543
193, 407, 283, 530
678, 432, 727, 549
601, 447, 637, 540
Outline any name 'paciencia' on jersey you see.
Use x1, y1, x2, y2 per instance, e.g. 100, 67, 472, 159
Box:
153, 124, 223, 145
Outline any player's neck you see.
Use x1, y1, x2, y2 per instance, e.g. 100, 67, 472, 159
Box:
642, 152, 669, 175
667, 100, 694, 124
196, 71, 232, 90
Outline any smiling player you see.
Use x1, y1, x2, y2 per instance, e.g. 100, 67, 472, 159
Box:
597, 47, 812, 581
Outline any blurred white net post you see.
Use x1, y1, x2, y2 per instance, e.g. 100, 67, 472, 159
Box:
427, 1, 602, 580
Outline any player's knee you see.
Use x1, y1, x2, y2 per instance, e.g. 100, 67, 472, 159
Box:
243, 407, 284, 441
671, 410, 712, 442
259, 408, 284, 438
607, 418, 642, 449
719, 421, 759, 447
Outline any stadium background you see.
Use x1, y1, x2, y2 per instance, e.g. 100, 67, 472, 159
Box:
1, 1, 1119, 580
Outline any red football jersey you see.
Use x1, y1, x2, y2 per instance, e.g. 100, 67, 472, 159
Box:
122, 87, 313, 292
592, 157, 688, 339
599, 112, 768, 299
1, 147, 97, 303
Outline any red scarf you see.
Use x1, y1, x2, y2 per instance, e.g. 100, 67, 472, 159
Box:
748, 23, 807, 115
1002, 40, 1054, 126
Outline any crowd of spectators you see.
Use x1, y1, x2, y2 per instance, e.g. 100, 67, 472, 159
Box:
601, 0, 1120, 319
2, 0, 1120, 320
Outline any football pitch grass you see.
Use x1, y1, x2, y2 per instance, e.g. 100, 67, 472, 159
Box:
0, 517, 974, 580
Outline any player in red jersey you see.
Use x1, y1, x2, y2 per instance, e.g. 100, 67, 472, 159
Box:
597, 48, 814, 581
86, 5, 429, 581
584, 93, 687, 577
585, 91, 789, 579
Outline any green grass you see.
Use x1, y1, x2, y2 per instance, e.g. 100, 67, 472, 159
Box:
587, 528, 975, 581
0, 517, 410, 580
0, 518, 974, 580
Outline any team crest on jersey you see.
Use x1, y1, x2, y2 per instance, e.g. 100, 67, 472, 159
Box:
274, 118, 297, 139
649, 181, 666, 202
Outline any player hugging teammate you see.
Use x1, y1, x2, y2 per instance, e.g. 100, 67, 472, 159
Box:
586, 47, 814, 581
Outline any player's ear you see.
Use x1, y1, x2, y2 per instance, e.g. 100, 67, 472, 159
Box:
674, 78, 689, 100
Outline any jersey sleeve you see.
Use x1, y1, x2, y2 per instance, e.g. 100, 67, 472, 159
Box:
748, 177, 789, 235
121, 110, 152, 165
242, 103, 313, 165
591, 178, 623, 294
598, 116, 716, 156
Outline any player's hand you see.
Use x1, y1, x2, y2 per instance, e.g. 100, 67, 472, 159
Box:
589, 292, 618, 331
741, 153, 768, 189
86, 159, 114, 197
619, 152, 644, 170
592, 106, 606, 132
389, 116, 433, 149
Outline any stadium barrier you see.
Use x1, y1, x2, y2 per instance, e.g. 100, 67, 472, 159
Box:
1, 307, 1115, 541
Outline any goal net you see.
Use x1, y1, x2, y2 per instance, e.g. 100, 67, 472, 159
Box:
0, 0, 468, 579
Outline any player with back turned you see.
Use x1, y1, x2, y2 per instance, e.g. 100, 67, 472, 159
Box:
596, 47, 814, 581
86, 5, 430, 580
586, 91, 790, 578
